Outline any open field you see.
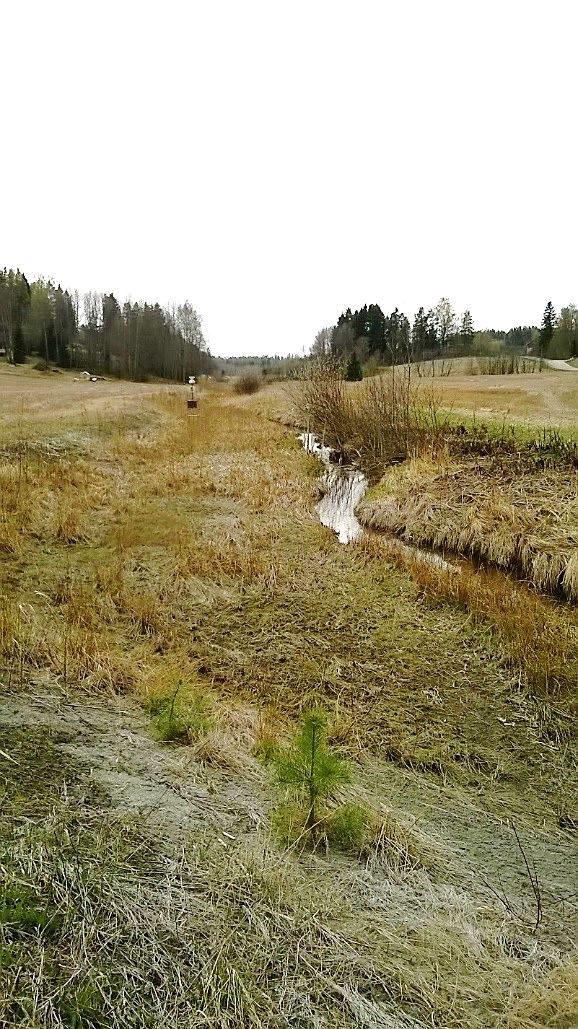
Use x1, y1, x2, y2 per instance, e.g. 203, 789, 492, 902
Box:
1, 372, 577, 1028
248, 365, 578, 435
423, 367, 578, 427
0, 363, 175, 426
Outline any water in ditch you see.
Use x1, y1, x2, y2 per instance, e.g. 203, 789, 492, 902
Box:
299, 431, 455, 570
299, 433, 367, 544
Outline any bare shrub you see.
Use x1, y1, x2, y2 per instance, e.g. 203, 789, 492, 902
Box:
233, 374, 261, 395
296, 357, 448, 474
468, 355, 538, 375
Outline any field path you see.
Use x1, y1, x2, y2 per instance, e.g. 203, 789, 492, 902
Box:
545, 358, 578, 371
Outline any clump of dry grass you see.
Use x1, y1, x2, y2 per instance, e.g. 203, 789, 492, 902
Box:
358, 807, 440, 872
358, 454, 578, 602
0, 591, 137, 693
502, 958, 578, 1027
64, 628, 138, 691
0, 596, 58, 684
52, 494, 91, 544
397, 556, 578, 696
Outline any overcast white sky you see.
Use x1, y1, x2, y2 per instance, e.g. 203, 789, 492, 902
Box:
2, 1, 577, 356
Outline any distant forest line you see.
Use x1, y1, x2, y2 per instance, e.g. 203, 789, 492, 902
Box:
219, 298, 576, 381
312, 298, 577, 369
2, 267, 576, 382
0, 268, 214, 381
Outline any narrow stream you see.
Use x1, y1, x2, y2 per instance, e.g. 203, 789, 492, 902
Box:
299, 433, 367, 544
300, 432, 456, 571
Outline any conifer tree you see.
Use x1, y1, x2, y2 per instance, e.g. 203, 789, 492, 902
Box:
460, 310, 474, 352
411, 307, 428, 359
345, 351, 363, 380
273, 711, 350, 831
540, 301, 556, 366
0, 269, 30, 363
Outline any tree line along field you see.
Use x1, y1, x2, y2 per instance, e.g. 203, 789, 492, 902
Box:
0, 368, 576, 1028
0, 268, 213, 379
3, 265, 578, 391
314, 298, 577, 367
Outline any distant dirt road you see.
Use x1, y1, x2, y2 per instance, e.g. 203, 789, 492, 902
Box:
545, 358, 578, 371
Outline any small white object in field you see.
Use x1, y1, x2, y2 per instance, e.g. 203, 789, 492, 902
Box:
188, 376, 196, 385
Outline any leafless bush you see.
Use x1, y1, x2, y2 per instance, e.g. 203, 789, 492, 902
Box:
467, 355, 537, 375
414, 359, 454, 378
233, 374, 261, 395
296, 357, 449, 474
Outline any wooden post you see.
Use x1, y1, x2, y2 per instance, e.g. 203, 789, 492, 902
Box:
187, 375, 198, 409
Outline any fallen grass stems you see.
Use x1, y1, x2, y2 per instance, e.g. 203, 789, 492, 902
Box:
0, 379, 576, 1027
1, 739, 574, 1029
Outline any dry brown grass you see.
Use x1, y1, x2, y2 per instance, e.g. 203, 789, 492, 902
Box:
6, 764, 566, 1029
502, 958, 578, 1027
358, 453, 578, 602
0, 361, 174, 424
428, 369, 578, 427
1, 376, 576, 1028
393, 555, 578, 697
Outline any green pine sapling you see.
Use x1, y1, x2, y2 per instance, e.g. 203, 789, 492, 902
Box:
272, 710, 350, 833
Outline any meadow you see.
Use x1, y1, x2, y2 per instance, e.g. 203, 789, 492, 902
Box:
0, 364, 576, 1028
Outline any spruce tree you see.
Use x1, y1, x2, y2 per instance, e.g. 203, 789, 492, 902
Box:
540, 301, 556, 366
0, 269, 30, 363
411, 308, 427, 359
345, 351, 363, 380
460, 310, 475, 352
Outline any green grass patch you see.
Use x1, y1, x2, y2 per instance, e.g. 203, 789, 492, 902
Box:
146, 679, 214, 743
0, 885, 63, 940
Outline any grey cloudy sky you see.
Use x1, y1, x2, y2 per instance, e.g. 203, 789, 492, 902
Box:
3, 0, 577, 356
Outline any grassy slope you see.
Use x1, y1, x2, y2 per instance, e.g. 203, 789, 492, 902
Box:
357, 452, 578, 603
1, 382, 577, 1027
426, 369, 578, 428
